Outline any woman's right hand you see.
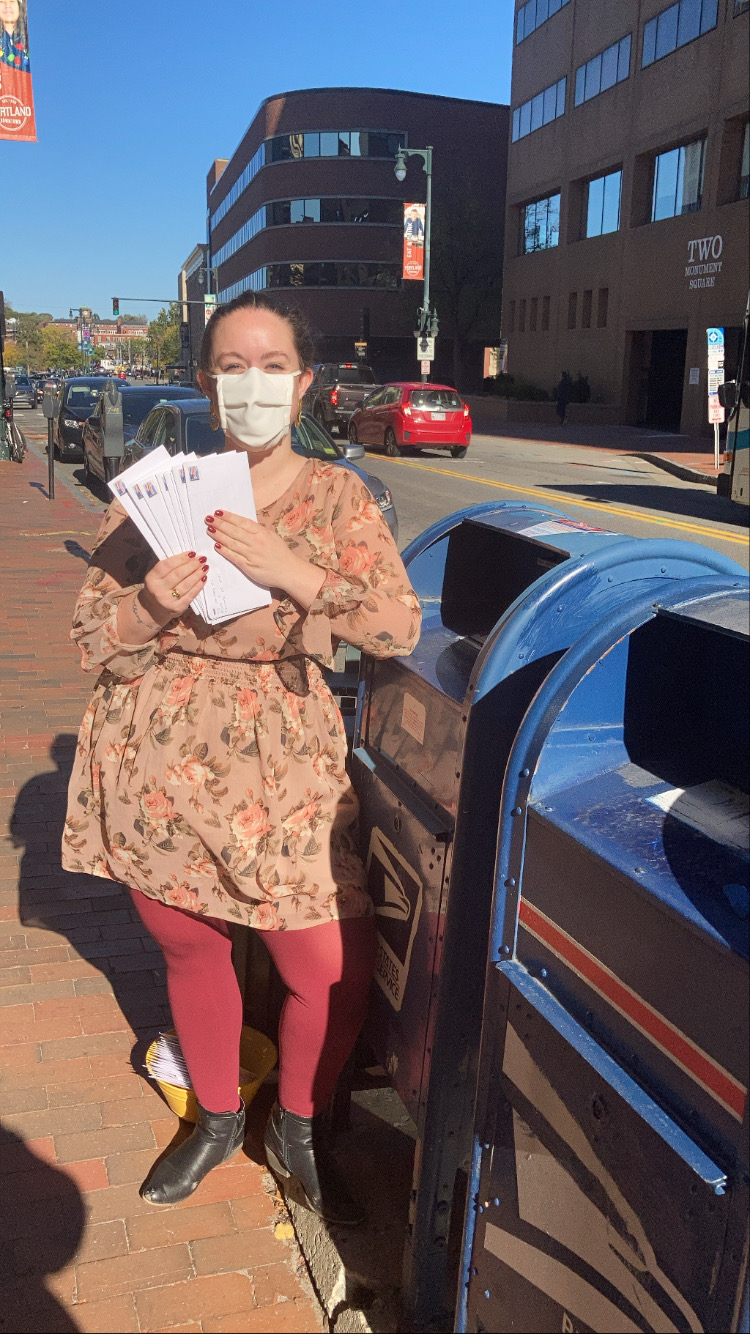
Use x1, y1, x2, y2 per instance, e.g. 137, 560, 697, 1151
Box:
139, 552, 208, 626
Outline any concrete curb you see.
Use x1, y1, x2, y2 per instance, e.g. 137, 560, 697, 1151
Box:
631, 451, 718, 487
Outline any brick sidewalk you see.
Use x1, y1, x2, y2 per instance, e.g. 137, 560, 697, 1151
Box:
0, 452, 322, 1333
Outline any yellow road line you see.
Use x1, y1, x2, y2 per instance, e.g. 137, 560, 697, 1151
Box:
366, 454, 747, 547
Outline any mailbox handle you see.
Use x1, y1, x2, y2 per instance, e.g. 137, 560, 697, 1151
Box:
499, 960, 728, 1194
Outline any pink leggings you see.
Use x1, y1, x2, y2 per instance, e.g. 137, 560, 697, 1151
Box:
130, 888, 376, 1116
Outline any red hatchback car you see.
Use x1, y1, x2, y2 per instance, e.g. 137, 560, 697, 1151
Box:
348, 382, 472, 458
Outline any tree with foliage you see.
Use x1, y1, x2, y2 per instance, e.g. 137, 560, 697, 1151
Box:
3, 304, 53, 371
429, 185, 503, 390
148, 304, 181, 378
41, 327, 84, 370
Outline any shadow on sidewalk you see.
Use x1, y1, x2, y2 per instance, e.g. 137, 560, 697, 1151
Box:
0, 1122, 84, 1332
546, 480, 750, 527
11, 735, 172, 1077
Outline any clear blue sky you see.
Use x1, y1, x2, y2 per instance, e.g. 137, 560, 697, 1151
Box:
1, 0, 514, 321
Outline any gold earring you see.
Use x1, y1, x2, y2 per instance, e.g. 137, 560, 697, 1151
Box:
294, 402, 303, 427
210, 410, 219, 431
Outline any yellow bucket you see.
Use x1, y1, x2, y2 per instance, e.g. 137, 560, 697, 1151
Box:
145, 1025, 278, 1124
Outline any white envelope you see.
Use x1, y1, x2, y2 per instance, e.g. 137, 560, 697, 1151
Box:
184, 453, 271, 623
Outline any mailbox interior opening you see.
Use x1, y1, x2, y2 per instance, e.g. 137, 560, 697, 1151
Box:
624, 610, 748, 794
441, 520, 568, 640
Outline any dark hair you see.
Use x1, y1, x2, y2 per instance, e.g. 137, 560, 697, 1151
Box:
199, 290, 316, 372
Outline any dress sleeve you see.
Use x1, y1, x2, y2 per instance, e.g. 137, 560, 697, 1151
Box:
300, 472, 421, 666
71, 502, 171, 680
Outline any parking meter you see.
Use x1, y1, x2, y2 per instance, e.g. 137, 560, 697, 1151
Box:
102, 378, 125, 478
42, 386, 60, 500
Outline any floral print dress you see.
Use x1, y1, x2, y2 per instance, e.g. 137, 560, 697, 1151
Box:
63, 459, 421, 931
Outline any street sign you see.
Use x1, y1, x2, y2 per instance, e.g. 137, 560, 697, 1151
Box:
204, 294, 217, 325
417, 336, 435, 361
354, 340, 368, 360
420, 359, 431, 376
706, 327, 725, 426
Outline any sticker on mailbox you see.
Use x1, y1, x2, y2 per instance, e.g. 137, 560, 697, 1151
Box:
401, 692, 426, 745
366, 828, 423, 1012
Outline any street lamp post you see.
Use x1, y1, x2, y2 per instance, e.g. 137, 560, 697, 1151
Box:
395, 145, 438, 382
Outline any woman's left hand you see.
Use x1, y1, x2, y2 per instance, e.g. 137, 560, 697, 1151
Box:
205, 511, 326, 610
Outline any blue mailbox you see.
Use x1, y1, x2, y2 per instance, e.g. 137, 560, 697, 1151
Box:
350, 500, 743, 1328
457, 581, 749, 1334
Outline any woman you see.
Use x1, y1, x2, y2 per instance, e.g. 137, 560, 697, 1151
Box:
63, 292, 421, 1222
0, 0, 30, 72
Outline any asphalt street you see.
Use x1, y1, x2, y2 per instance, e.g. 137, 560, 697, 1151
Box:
17, 406, 749, 569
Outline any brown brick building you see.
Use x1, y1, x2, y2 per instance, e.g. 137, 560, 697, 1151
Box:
206, 87, 509, 386
503, 0, 749, 435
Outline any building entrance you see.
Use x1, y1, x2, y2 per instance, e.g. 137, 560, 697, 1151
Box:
646, 328, 688, 431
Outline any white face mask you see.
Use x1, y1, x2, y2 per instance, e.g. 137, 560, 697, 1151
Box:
212, 366, 301, 451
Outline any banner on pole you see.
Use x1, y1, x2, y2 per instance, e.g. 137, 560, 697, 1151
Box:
0, 1, 36, 142
403, 204, 425, 281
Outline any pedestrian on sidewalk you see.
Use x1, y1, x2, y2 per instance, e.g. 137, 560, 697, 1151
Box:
62, 291, 421, 1225
555, 370, 573, 425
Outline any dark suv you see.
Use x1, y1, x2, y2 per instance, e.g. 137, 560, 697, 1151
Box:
52, 377, 114, 459
304, 363, 380, 437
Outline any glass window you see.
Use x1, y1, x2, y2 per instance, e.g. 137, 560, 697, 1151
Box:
677, 0, 701, 44
290, 198, 304, 224
519, 299, 527, 332
512, 77, 566, 141
530, 297, 538, 332
585, 168, 622, 236
542, 295, 550, 330
567, 292, 577, 329
293, 417, 339, 459
185, 413, 223, 454
319, 131, 338, 156
582, 290, 593, 328
740, 121, 750, 199
517, 0, 569, 43
521, 192, 561, 252
349, 131, 362, 156
584, 53, 602, 100
656, 4, 679, 58
651, 139, 705, 219
410, 389, 461, 409
304, 132, 320, 156
642, 0, 717, 65
600, 42, 619, 90
338, 131, 351, 155
575, 35, 631, 106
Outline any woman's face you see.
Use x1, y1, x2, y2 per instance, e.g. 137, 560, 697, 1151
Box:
198, 307, 313, 450
0, 0, 20, 34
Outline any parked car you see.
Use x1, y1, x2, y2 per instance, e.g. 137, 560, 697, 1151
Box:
10, 374, 38, 408
52, 377, 114, 459
122, 400, 398, 538
304, 363, 380, 437
348, 381, 472, 458
83, 384, 205, 483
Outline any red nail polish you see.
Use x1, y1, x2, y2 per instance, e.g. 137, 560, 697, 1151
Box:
215, 510, 224, 516
204, 515, 213, 523
188, 551, 196, 558
214, 542, 222, 550
202, 574, 207, 582
207, 527, 216, 535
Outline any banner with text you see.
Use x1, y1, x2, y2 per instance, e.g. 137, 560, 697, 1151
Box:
403, 203, 425, 281
0, 0, 36, 142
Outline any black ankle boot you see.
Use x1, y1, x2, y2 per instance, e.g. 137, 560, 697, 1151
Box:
264, 1101, 364, 1226
140, 1100, 245, 1206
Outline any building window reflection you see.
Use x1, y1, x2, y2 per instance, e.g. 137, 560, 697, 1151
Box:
740, 121, 750, 200
585, 169, 622, 237
516, 0, 570, 44
210, 130, 406, 231
642, 0, 718, 68
574, 35, 631, 106
520, 192, 561, 252
512, 78, 566, 142
213, 198, 404, 271
219, 261, 401, 303
651, 139, 706, 220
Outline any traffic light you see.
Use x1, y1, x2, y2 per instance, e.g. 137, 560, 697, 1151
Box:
112, 298, 120, 316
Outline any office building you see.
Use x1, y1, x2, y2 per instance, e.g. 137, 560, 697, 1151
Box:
206, 87, 508, 384
503, 0, 749, 435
